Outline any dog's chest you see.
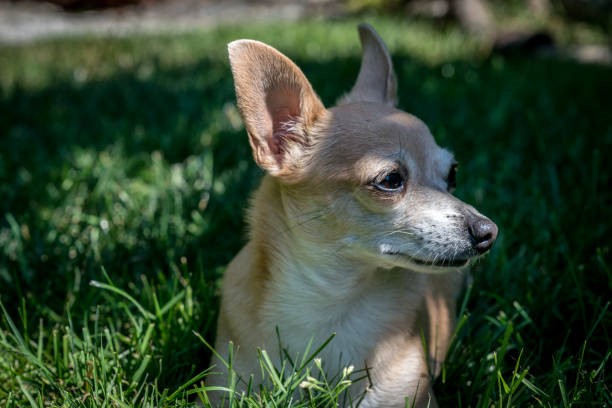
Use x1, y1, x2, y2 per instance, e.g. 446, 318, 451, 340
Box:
259, 265, 427, 373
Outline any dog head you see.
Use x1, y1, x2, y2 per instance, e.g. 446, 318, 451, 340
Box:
228, 24, 497, 272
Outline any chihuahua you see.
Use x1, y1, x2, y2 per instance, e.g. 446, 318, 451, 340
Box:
209, 24, 498, 407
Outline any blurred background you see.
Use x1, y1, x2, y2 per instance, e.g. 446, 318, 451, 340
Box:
0, 0, 612, 62
1, 0, 611, 63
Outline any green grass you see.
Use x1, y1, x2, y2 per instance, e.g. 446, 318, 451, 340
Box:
1, 16, 610, 407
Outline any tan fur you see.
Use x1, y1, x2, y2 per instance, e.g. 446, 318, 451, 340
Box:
208, 24, 498, 407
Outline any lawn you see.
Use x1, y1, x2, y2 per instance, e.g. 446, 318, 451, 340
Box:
0, 16, 610, 407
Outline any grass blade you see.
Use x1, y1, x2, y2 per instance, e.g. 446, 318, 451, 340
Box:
90, 280, 156, 321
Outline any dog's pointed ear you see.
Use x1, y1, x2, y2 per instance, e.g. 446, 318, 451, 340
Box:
341, 23, 397, 106
228, 40, 326, 179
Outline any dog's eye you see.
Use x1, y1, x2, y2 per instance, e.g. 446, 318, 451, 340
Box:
446, 163, 458, 192
374, 171, 405, 192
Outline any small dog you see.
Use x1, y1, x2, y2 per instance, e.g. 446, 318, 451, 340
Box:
209, 24, 498, 407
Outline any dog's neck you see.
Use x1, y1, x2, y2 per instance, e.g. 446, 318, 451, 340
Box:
245, 177, 427, 367
248, 176, 420, 302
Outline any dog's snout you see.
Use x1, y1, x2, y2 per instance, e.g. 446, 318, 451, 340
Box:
468, 216, 498, 254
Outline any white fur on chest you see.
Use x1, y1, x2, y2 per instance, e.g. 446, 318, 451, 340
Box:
256, 249, 431, 397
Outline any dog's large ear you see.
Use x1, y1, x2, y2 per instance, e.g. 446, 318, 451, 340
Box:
341, 23, 397, 106
228, 40, 326, 179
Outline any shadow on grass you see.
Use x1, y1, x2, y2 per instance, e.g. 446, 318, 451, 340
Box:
0, 45, 610, 402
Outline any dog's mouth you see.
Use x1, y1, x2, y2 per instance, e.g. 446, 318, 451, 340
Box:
381, 248, 470, 268
412, 256, 469, 268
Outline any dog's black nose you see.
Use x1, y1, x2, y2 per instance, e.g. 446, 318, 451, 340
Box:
468, 216, 498, 254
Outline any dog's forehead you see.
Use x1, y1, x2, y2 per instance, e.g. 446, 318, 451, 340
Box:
323, 103, 442, 164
